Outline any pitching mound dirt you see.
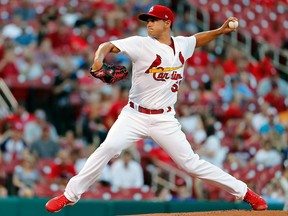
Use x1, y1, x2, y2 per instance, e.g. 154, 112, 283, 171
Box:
136, 210, 287, 216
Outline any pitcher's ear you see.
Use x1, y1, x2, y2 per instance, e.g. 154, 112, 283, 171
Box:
165, 20, 172, 29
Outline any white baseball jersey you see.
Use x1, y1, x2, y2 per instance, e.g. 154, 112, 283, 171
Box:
111, 36, 196, 109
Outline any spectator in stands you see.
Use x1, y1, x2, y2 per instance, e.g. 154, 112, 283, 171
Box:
51, 61, 78, 135
222, 75, 254, 103
38, 8, 60, 46
46, 20, 72, 54
196, 123, 228, 169
3, 102, 34, 132
259, 107, 287, 152
76, 46, 95, 71
110, 150, 144, 189
0, 46, 20, 79
222, 45, 241, 76
262, 177, 285, 205
12, 153, 40, 197
33, 38, 58, 70
209, 62, 225, 95
17, 51, 44, 80
0, 185, 7, 198
0, 122, 28, 163
74, 6, 96, 29
30, 124, 60, 159
199, 79, 220, 106
234, 112, 261, 148
24, 109, 58, 145
61, 5, 80, 27
172, 178, 194, 201
86, 117, 108, 147
238, 70, 257, 95
59, 130, 84, 152
14, 24, 37, 47
103, 4, 125, 39
1, 15, 23, 39
70, 24, 90, 54
263, 82, 287, 113
222, 93, 244, 124
252, 50, 278, 81
251, 101, 271, 132
186, 47, 210, 69
226, 135, 253, 168
173, 4, 198, 36
253, 139, 282, 168
178, 105, 206, 145
77, 86, 114, 145
98, 85, 115, 120
148, 141, 174, 165
39, 5, 59, 24
176, 80, 193, 105
47, 150, 77, 186
257, 68, 288, 97
36, 20, 49, 46
12, 0, 36, 21
105, 86, 129, 129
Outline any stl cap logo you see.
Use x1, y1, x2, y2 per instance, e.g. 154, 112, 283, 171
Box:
165, 15, 168, 18
149, 6, 154, 12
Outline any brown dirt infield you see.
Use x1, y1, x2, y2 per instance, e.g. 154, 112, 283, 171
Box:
135, 210, 288, 216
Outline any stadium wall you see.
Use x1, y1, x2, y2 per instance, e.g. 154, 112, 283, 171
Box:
0, 198, 284, 216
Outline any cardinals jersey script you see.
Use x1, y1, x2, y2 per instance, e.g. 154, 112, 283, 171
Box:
112, 36, 196, 109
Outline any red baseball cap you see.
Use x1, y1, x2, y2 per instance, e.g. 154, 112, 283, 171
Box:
13, 122, 24, 132
138, 5, 175, 24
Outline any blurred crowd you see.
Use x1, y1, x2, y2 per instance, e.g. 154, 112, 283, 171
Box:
0, 0, 288, 206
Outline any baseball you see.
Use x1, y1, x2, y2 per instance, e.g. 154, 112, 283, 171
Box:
228, 20, 239, 29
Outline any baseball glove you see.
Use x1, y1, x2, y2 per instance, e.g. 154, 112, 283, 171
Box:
90, 63, 128, 84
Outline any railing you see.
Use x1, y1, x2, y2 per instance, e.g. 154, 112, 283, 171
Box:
258, 45, 288, 74
0, 78, 18, 115
190, 2, 288, 76
190, 4, 210, 31
149, 161, 193, 196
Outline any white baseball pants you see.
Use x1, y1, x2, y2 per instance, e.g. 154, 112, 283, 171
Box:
64, 105, 247, 202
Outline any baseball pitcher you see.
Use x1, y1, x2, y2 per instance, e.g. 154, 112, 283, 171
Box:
46, 5, 267, 212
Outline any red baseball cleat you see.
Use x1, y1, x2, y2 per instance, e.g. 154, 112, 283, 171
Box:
45, 194, 75, 213
243, 188, 268, 210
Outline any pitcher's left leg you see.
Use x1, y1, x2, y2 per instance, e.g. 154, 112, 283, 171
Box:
150, 115, 246, 200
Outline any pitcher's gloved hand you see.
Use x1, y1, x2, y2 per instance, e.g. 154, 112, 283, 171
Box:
90, 63, 128, 84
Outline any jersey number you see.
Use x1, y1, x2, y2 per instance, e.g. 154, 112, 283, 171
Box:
171, 81, 181, 93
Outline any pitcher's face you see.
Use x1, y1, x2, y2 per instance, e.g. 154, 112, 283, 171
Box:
146, 18, 169, 38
